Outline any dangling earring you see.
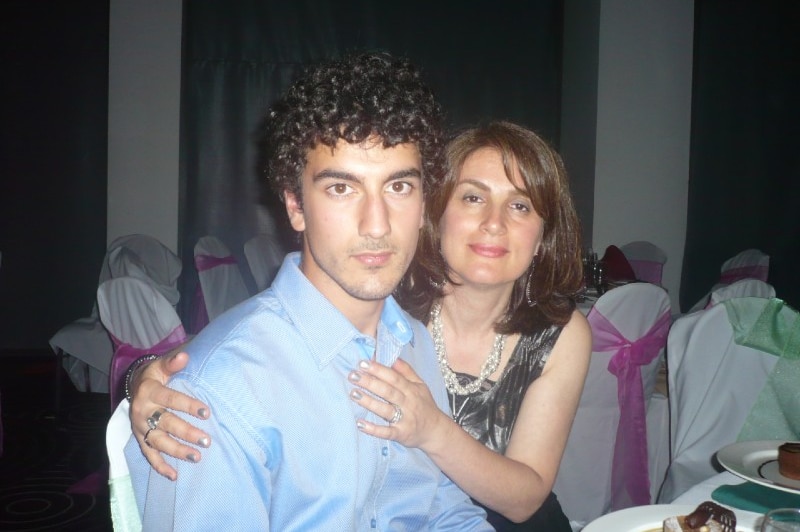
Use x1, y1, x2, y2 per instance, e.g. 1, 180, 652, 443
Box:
525, 261, 537, 307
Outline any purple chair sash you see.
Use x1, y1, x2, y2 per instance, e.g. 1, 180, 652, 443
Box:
195, 254, 237, 272
108, 325, 187, 409
720, 264, 769, 284
192, 254, 237, 332
587, 307, 672, 510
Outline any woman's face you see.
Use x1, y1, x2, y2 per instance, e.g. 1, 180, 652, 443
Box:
439, 147, 544, 289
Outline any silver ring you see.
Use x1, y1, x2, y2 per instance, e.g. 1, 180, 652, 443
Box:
144, 428, 156, 448
388, 404, 403, 425
146, 409, 164, 430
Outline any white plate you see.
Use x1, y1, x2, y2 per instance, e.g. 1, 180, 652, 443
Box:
717, 440, 800, 495
583, 504, 760, 532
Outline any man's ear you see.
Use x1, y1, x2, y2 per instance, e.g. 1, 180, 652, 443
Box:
284, 190, 306, 232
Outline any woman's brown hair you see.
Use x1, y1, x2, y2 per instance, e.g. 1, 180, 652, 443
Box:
397, 121, 583, 333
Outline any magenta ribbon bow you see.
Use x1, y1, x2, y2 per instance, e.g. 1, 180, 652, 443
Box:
586, 307, 671, 510
108, 325, 187, 409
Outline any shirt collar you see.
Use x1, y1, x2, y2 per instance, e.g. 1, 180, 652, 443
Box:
272, 252, 414, 367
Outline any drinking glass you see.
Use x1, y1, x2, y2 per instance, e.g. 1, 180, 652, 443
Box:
761, 508, 800, 532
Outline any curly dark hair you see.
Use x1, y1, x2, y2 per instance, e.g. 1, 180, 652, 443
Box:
259, 51, 446, 203
398, 121, 584, 332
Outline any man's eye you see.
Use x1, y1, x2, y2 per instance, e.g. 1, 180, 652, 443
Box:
389, 182, 413, 194
328, 183, 351, 195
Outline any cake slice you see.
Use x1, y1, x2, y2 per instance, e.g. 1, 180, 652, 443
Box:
662, 501, 736, 532
778, 442, 800, 480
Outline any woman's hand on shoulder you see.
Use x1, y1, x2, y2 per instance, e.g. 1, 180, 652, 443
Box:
129, 350, 211, 480
347, 358, 454, 452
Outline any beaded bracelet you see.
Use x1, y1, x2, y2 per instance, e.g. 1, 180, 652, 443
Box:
123, 353, 160, 403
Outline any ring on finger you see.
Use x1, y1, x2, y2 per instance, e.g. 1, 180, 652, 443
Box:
388, 403, 403, 425
144, 428, 156, 449
146, 409, 165, 430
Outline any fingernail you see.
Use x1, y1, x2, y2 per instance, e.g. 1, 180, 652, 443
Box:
169, 473, 177, 481
348, 371, 361, 382
198, 436, 210, 447
186, 453, 198, 463
350, 389, 362, 400
197, 408, 208, 418
359, 360, 370, 370
356, 421, 366, 430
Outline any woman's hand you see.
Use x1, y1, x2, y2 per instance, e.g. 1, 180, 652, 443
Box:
129, 351, 211, 480
348, 358, 452, 451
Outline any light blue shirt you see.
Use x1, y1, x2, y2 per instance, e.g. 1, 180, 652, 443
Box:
125, 252, 491, 531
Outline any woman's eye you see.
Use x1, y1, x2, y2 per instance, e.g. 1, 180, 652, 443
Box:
511, 202, 531, 212
463, 194, 483, 204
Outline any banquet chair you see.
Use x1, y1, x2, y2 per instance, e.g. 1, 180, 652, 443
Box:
193, 236, 250, 331
706, 279, 775, 308
619, 241, 668, 285
553, 282, 671, 527
720, 248, 769, 285
97, 276, 188, 409
657, 298, 782, 503
49, 234, 181, 396
243, 233, 285, 292
95, 275, 188, 520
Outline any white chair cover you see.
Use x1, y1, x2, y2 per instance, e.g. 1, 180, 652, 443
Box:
49, 234, 181, 393
98, 276, 188, 532
708, 279, 775, 308
657, 300, 778, 503
243, 233, 285, 292
554, 283, 671, 527
619, 241, 667, 285
194, 236, 250, 324
107, 400, 141, 532
720, 248, 769, 284
688, 277, 776, 315
97, 276, 187, 409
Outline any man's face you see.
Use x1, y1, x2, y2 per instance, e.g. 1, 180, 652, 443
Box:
284, 137, 424, 316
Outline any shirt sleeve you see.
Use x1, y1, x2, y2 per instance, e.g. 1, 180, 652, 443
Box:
134, 377, 275, 531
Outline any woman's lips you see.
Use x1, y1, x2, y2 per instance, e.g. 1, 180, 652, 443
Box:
469, 244, 508, 258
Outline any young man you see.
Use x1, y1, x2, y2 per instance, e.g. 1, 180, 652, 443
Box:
123, 52, 491, 530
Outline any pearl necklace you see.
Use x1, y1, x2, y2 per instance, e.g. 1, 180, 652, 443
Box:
430, 302, 505, 396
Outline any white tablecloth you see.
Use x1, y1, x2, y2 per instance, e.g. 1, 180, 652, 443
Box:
671, 471, 744, 504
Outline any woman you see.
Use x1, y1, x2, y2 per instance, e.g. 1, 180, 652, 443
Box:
128, 121, 591, 529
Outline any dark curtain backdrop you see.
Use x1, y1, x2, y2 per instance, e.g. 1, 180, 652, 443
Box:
177, 0, 564, 320
680, 2, 800, 311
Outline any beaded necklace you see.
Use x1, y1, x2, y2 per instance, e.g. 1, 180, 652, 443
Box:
430, 302, 505, 396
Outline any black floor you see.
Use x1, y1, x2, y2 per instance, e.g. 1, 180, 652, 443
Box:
0, 351, 112, 531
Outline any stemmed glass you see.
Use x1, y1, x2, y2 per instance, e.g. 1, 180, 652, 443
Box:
761, 508, 800, 532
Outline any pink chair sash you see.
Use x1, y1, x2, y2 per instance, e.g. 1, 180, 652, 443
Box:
191, 254, 237, 332
195, 254, 237, 272
587, 308, 672, 510
720, 264, 769, 284
108, 325, 187, 409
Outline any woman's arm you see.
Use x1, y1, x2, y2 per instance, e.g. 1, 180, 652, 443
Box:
350, 310, 591, 523
128, 351, 212, 480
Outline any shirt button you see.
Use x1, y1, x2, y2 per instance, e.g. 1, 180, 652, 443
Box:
382, 446, 388, 457
371, 518, 377, 528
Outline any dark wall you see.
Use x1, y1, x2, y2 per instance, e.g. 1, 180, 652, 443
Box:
1, 1, 109, 349
680, 1, 800, 311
